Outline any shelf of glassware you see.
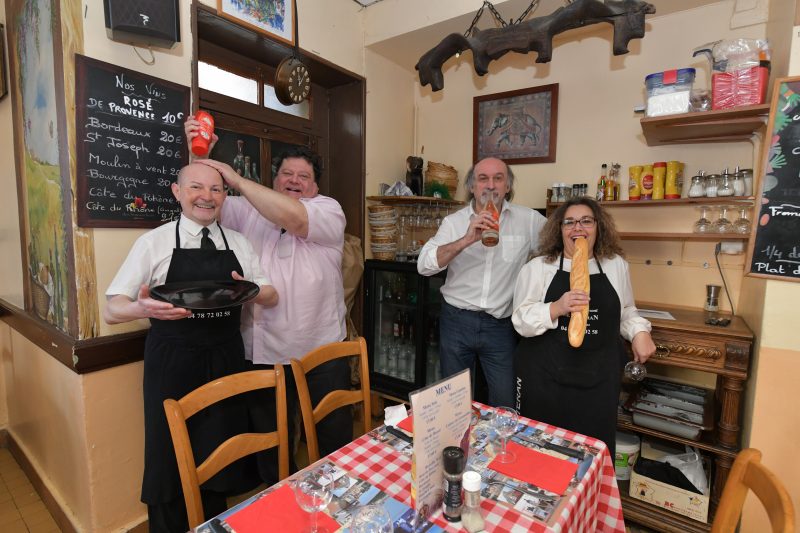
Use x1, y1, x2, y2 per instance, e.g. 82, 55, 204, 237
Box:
618, 232, 749, 241
366, 195, 464, 206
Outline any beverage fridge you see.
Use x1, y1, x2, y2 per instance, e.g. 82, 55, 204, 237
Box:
363, 259, 446, 398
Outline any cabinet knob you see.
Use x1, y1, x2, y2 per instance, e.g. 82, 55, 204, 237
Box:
654, 344, 671, 358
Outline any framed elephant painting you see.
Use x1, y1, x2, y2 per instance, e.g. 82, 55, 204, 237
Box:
473, 84, 558, 165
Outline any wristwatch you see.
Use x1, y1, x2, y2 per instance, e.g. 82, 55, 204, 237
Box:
275, 56, 311, 105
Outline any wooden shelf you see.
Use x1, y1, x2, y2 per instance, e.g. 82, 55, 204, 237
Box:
597, 197, 754, 207
619, 232, 750, 241
617, 419, 737, 459
640, 104, 770, 146
367, 195, 464, 206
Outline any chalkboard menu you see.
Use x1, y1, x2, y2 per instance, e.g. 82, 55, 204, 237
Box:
75, 54, 189, 228
747, 77, 800, 282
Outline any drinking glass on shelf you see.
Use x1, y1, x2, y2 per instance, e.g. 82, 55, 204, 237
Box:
292, 471, 334, 533
624, 360, 647, 382
434, 203, 444, 228
492, 406, 519, 463
712, 205, 733, 234
693, 205, 713, 234
350, 503, 392, 533
733, 204, 752, 235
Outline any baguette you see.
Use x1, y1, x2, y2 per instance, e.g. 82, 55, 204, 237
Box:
568, 237, 590, 348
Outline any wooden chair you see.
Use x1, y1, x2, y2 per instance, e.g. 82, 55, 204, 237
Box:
711, 448, 795, 533
290, 337, 371, 463
163, 369, 289, 528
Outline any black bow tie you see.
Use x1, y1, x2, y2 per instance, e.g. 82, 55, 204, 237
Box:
201, 227, 216, 250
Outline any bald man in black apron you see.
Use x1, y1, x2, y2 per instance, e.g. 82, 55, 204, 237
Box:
105, 163, 277, 532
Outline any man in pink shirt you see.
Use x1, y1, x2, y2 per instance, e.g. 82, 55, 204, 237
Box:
187, 122, 349, 484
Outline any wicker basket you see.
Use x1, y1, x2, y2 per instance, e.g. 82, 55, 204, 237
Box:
368, 204, 395, 214
372, 250, 396, 261
426, 161, 459, 198
30, 274, 50, 320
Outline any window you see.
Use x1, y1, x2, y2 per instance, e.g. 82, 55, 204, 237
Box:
198, 61, 258, 104
264, 84, 311, 119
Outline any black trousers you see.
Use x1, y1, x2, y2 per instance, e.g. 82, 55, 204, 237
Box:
247, 357, 353, 485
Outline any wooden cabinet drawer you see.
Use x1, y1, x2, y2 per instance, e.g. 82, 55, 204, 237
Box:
649, 329, 726, 371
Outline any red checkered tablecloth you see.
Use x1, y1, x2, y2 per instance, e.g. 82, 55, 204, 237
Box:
329, 403, 625, 533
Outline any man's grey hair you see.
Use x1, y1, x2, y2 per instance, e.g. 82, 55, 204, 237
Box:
464, 159, 515, 202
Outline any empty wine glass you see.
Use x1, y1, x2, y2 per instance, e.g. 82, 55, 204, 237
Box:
492, 406, 519, 463
733, 204, 752, 235
292, 471, 334, 533
350, 503, 392, 533
624, 360, 647, 382
712, 205, 733, 234
693, 205, 713, 233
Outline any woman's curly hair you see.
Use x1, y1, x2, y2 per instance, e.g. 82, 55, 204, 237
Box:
538, 197, 625, 261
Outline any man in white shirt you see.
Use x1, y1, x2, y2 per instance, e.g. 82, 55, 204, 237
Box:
418, 157, 546, 406
104, 163, 277, 532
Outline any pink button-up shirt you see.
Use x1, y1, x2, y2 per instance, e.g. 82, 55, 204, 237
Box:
222, 194, 347, 364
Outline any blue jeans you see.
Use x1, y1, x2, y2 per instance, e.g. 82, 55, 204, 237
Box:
439, 301, 519, 407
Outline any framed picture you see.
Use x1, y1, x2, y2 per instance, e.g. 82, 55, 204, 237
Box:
0, 24, 7, 100
217, 0, 295, 46
473, 84, 558, 165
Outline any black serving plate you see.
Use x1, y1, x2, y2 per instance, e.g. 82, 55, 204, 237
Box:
150, 280, 259, 310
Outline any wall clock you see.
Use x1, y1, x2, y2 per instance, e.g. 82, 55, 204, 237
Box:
275, 56, 310, 106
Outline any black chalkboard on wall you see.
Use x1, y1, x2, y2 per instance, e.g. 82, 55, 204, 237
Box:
746, 76, 800, 282
75, 54, 189, 228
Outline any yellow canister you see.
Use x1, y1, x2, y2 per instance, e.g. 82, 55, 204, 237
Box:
666, 161, 681, 199
641, 164, 654, 200
652, 162, 666, 200
628, 165, 642, 200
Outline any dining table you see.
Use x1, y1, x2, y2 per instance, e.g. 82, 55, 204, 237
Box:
194, 402, 626, 533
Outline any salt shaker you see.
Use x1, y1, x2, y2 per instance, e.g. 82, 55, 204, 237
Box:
461, 470, 485, 533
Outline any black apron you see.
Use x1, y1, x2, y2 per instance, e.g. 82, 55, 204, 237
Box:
141, 219, 251, 504
514, 255, 624, 456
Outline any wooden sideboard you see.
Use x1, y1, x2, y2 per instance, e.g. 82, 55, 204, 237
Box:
619, 303, 753, 533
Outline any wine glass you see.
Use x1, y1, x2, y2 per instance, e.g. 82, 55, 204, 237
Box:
350, 503, 392, 533
492, 406, 519, 463
624, 360, 647, 382
693, 205, 713, 234
733, 204, 752, 235
292, 470, 334, 533
712, 205, 733, 234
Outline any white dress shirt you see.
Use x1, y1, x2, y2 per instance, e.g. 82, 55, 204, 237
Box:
106, 214, 269, 300
417, 201, 546, 319
511, 254, 651, 340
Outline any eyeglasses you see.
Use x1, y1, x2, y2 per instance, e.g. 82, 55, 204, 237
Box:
562, 216, 596, 229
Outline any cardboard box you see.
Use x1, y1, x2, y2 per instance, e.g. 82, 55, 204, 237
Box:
629, 465, 710, 523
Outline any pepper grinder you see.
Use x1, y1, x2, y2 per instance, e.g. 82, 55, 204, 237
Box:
442, 446, 466, 522
705, 284, 721, 312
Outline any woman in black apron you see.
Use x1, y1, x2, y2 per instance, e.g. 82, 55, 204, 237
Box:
512, 198, 655, 456
141, 219, 253, 531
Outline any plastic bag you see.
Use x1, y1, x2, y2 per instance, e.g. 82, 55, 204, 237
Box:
693, 39, 770, 109
659, 446, 709, 495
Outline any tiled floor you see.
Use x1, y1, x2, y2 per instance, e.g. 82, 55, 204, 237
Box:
0, 449, 60, 533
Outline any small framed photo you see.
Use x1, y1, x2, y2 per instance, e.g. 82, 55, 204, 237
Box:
474, 83, 559, 165
217, 0, 295, 46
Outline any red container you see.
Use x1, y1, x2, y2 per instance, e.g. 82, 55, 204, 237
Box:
191, 111, 215, 156
711, 66, 768, 110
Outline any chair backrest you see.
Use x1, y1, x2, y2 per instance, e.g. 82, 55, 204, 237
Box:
711, 448, 795, 533
290, 337, 371, 463
163, 369, 289, 528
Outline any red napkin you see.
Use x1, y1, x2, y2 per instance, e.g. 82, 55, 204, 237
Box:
397, 415, 413, 433
224, 484, 340, 533
488, 441, 578, 495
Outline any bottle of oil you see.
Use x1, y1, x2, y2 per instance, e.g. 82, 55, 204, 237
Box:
596, 163, 607, 201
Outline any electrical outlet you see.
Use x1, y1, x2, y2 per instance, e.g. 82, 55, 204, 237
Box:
720, 241, 745, 255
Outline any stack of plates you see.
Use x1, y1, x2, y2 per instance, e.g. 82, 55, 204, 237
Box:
368, 204, 397, 260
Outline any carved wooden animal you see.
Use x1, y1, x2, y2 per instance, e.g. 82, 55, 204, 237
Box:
416, 0, 656, 91
406, 156, 423, 195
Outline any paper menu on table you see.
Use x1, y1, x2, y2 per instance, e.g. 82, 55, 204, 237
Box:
409, 369, 472, 527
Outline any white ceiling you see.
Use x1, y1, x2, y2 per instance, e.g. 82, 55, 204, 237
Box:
367, 0, 722, 71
